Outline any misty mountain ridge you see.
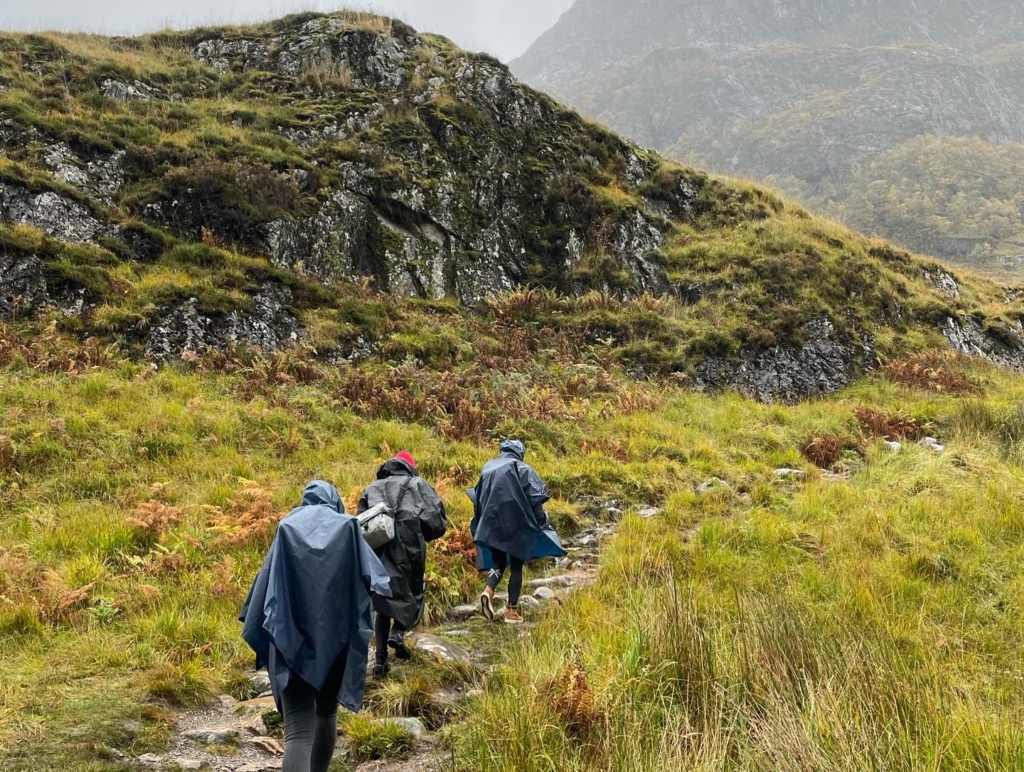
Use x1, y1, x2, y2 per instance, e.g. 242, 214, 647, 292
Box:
513, 0, 1024, 276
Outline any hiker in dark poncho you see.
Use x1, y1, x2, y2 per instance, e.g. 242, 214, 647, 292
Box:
239, 481, 391, 772
358, 451, 447, 678
469, 439, 565, 624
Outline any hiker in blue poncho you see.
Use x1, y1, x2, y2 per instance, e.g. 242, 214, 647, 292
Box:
468, 440, 565, 624
240, 481, 391, 772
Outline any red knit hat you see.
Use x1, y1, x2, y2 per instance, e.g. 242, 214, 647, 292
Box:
395, 450, 416, 468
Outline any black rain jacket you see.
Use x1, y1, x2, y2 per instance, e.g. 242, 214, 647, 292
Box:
357, 458, 447, 629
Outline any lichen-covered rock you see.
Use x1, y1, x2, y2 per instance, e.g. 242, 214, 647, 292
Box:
101, 78, 162, 102
0, 183, 104, 243
42, 144, 125, 206
695, 318, 870, 403
144, 286, 301, 359
0, 253, 48, 321
943, 315, 1024, 370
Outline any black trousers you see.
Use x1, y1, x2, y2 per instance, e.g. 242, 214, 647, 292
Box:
280, 647, 347, 772
487, 552, 524, 607
374, 613, 406, 662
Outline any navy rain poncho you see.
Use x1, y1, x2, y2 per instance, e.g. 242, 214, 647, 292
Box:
358, 457, 447, 630
239, 481, 391, 713
468, 440, 566, 570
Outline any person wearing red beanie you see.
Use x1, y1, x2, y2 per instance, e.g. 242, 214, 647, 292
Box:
358, 450, 446, 677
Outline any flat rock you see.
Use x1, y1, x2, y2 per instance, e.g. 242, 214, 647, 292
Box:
637, 506, 662, 518
234, 697, 277, 715
773, 468, 806, 480
410, 634, 472, 664
884, 441, 903, 452
182, 726, 239, 745
527, 575, 574, 588
919, 437, 945, 453
138, 754, 164, 766
533, 586, 557, 601
697, 477, 730, 494
447, 603, 478, 622
378, 716, 426, 738
174, 761, 209, 771
247, 736, 285, 755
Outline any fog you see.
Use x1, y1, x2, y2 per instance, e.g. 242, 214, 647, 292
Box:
0, 0, 573, 61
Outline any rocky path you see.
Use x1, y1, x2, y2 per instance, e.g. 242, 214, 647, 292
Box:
134, 512, 627, 772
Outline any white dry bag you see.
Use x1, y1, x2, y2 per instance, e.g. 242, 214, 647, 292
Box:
357, 502, 395, 550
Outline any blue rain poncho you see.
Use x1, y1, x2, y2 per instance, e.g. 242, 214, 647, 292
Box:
468, 440, 566, 570
239, 481, 391, 713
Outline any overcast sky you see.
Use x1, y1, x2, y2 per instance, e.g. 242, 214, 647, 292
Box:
0, 0, 573, 61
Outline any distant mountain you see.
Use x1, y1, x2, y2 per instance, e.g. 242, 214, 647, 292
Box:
512, 0, 1024, 275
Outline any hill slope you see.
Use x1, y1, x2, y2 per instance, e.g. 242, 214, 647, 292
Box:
512, 0, 1024, 274
1, 12, 1023, 401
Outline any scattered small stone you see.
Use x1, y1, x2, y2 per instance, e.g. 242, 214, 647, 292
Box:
182, 727, 239, 745
138, 754, 164, 766
444, 628, 470, 636
637, 506, 661, 518
235, 763, 283, 772
518, 595, 541, 610
555, 556, 571, 569
773, 468, 806, 480
410, 634, 472, 664
606, 507, 624, 520
533, 586, 556, 601
884, 441, 903, 452
919, 437, 945, 453
696, 478, 730, 494
217, 694, 237, 710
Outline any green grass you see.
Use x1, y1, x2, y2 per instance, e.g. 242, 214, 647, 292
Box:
2, 323, 1024, 768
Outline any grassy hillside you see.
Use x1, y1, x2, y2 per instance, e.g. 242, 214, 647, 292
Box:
3, 311, 1024, 769
1, 11, 1024, 771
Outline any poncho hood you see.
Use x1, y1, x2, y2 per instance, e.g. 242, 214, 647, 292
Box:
499, 439, 526, 461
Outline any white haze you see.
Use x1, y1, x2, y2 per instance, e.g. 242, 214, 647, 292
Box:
0, 0, 573, 61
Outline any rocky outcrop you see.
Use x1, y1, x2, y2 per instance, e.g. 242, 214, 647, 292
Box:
0, 183, 104, 244
695, 318, 873, 403
1, 11, 1022, 395
143, 286, 302, 360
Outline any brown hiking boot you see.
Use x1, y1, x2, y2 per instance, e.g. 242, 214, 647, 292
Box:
504, 607, 524, 625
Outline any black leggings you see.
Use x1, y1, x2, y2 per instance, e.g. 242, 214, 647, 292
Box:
374, 613, 406, 661
280, 650, 347, 772
487, 552, 524, 608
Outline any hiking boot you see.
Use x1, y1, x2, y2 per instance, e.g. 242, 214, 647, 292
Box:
387, 635, 412, 660
504, 607, 524, 625
480, 588, 495, 621
372, 659, 391, 679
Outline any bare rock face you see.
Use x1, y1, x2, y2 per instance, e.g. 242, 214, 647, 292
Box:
0, 253, 48, 321
144, 286, 302, 360
695, 318, 873, 403
0, 183, 104, 244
